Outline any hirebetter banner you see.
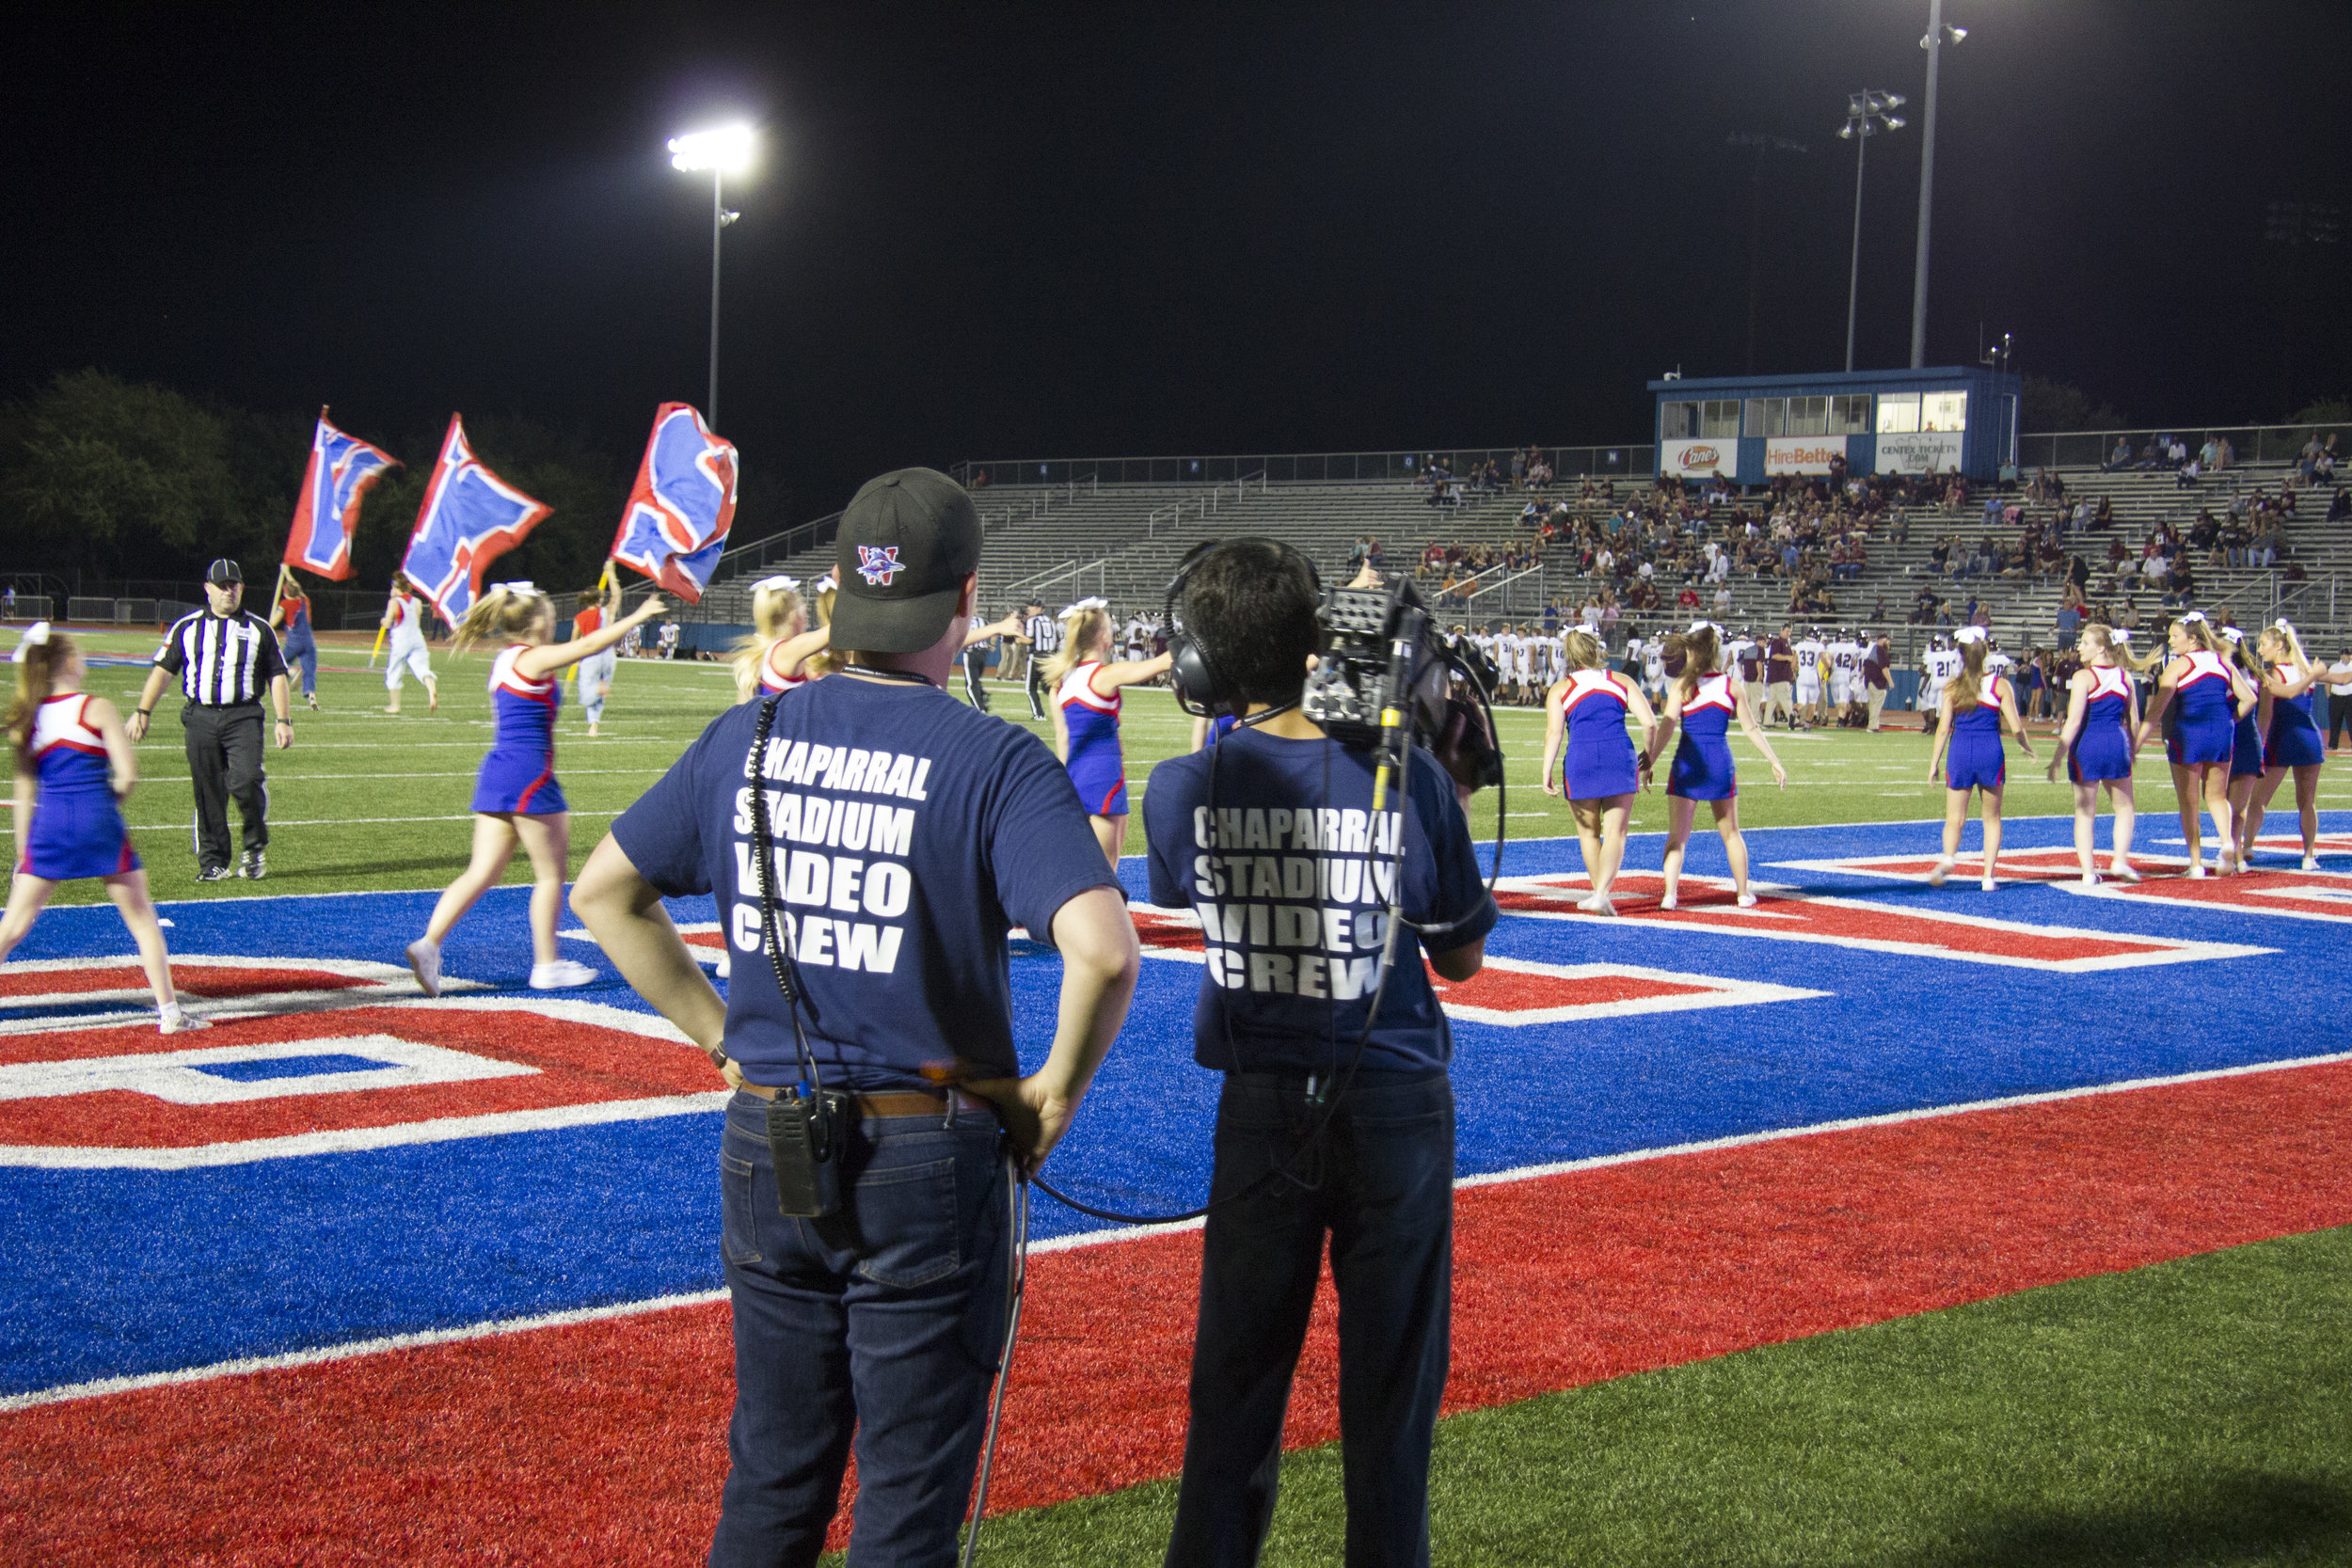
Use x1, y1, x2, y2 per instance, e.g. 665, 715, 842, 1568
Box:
1660, 438, 1735, 478
1764, 437, 1846, 475
1874, 431, 1965, 475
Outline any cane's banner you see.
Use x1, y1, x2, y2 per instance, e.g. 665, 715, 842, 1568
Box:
1660, 439, 1733, 478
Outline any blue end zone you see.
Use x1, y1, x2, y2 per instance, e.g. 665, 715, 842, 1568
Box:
4, 812, 2347, 1392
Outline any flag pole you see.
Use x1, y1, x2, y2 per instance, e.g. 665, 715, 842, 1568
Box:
368, 582, 389, 669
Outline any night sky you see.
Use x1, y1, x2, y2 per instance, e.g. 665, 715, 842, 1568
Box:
6, 1, 2344, 531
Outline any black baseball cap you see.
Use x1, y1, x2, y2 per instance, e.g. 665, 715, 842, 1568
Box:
827, 467, 980, 654
206, 559, 244, 586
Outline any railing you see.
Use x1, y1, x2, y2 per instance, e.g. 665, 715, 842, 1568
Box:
2015, 422, 2351, 473
954, 449, 1654, 490
997, 560, 1108, 607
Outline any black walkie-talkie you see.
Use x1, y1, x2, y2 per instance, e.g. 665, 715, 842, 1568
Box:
749, 694, 849, 1220
768, 1085, 848, 1218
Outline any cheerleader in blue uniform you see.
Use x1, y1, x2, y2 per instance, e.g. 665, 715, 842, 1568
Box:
731, 575, 829, 703
1189, 710, 1241, 752
1, 626, 199, 1033
269, 567, 321, 710
1927, 626, 2038, 890
2245, 618, 2328, 870
2219, 627, 2268, 867
405, 582, 666, 996
2137, 611, 2256, 877
1641, 623, 1786, 910
2044, 624, 2142, 884
1540, 628, 1659, 916
1044, 597, 1171, 866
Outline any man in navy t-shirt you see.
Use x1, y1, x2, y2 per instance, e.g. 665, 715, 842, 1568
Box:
1142, 538, 1495, 1567
573, 467, 1140, 1564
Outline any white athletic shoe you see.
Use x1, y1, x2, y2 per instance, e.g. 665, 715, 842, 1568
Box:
1578, 894, 1617, 917
1927, 857, 1954, 888
2081, 871, 2102, 887
1659, 889, 1678, 911
714, 948, 731, 978
2304, 855, 2324, 872
406, 937, 443, 998
2217, 850, 2238, 877
158, 1006, 208, 1036
2187, 862, 2209, 879
2110, 863, 2141, 884
1736, 892, 1759, 909
529, 958, 597, 990
1980, 876, 1998, 893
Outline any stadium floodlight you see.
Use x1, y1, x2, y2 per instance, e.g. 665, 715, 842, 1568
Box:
668, 123, 757, 174
1839, 89, 1905, 372
668, 123, 760, 429
1910, 3, 1967, 369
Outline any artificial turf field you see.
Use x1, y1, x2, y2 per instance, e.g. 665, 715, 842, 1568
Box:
5, 626, 2350, 1565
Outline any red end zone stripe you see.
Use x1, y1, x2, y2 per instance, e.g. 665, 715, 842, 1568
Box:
8, 1061, 2347, 1560
0, 965, 373, 1003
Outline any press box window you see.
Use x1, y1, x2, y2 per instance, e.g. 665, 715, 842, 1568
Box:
1660, 402, 1697, 439
1922, 390, 1968, 431
1744, 399, 1786, 437
1877, 394, 1921, 435
1785, 396, 1830, 436
1828, 395, 1872, 435
1700, 401, 1740, 438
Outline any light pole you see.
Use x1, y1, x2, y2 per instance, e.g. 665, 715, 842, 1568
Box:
1839, 90, 1905, 372
1909, 5, 1967, 369
667, 123, 756, 430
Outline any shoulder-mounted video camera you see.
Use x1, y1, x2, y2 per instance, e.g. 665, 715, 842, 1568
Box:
1305, 578, 1502, 799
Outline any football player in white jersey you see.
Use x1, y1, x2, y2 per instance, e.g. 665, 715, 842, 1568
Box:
1828, 629, 1860, 721
1794, 626, 1827, 728
1921, 635, 1963, 736
1642, 634, 1667, 702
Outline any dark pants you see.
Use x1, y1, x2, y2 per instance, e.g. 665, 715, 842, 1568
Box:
1167, 1070, 1454, 1568
710, 1092, 1010, 1567
961, 653, 991, 712
1025, 659, 1050, 720
284, 636, 318, 698
2331, 691, 2352, 749
182, 704, 266, 870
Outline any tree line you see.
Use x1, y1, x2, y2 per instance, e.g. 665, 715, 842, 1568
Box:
0, 370, 789, 591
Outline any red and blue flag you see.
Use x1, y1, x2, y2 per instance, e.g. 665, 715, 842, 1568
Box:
400, 415, 553, 622
608, 403, 738, 604
282, 409, 398, 581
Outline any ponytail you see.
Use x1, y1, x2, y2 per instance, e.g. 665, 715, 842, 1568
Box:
1951, 638, 1990, 710
451, 584, 551, 653
1041, 606, 1109, 689
8, 631, 72, 768
2261, 618, 2312, 681
1674, 624, 1720, 701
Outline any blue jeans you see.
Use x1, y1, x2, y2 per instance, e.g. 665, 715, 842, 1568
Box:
709, 1091, 1011, 1567
284, 637, 317, 698
1166, 1070, 1454, 1568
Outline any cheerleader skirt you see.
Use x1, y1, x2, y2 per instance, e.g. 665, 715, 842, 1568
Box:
471, 749, 567, 815
1946, 730, 2008, 791
1666, 735, 1737, 801
1565, 729, 1640, 800
1067, 753, 1129, 817
2266, 705, 2326, 770
2067, 721, 2135, 784
19, 791, 141, 881
2230, 713, 2265, 780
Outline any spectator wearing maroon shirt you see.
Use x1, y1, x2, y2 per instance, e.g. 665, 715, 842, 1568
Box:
1764, 626, 1795, 727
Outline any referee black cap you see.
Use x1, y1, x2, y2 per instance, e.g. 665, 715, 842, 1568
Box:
206, 559, 244, 586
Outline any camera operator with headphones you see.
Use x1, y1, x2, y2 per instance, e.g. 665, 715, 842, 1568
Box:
571, 467, 1142, 1564
1142, 537, 1496, 1567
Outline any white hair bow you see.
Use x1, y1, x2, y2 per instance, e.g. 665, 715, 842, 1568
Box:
2111, 629, 2131, 643
1062, 597, 1109, 618
1955, 626, 1989, 644
752, 576, 802, 594
2179, 610, 2208, 625
815, 572, 838, 594
1687, 619, 1715, 635
2275, 617, 2293, 632
494, 580, 538, 597
2221, 626, 2245, 644
12, 622, 51, 662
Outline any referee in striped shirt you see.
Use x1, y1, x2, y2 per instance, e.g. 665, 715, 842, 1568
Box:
1021, 599, 1057, 720
127, 560, 294, 881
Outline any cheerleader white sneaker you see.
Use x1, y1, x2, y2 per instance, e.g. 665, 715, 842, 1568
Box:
1980, 875, 1998, 893
1577, 893, 1616, 917
2081, 870, 2102, 887
2304, 855, 2324, 872
2187, 862, 2209, 879
157, 1005, 207, 1036
1736, 892, 1758, 909
529, 959, 597, 990
405, 937, 443, 998
1658, 888, 1678, 911
2110, 862, 2141, 883
1927, 857, 1954, 887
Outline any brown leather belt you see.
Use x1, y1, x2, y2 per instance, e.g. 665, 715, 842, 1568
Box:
735, 1083, 989, 1118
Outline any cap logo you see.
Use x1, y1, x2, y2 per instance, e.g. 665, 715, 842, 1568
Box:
856, 545, 903, 586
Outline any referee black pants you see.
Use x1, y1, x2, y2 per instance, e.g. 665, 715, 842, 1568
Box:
1025, 660, 1050, 720
183, 704, 267, 869
961, 655, 991, 713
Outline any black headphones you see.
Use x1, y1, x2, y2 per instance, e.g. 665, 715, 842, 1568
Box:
1163, 537, 1322, 719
